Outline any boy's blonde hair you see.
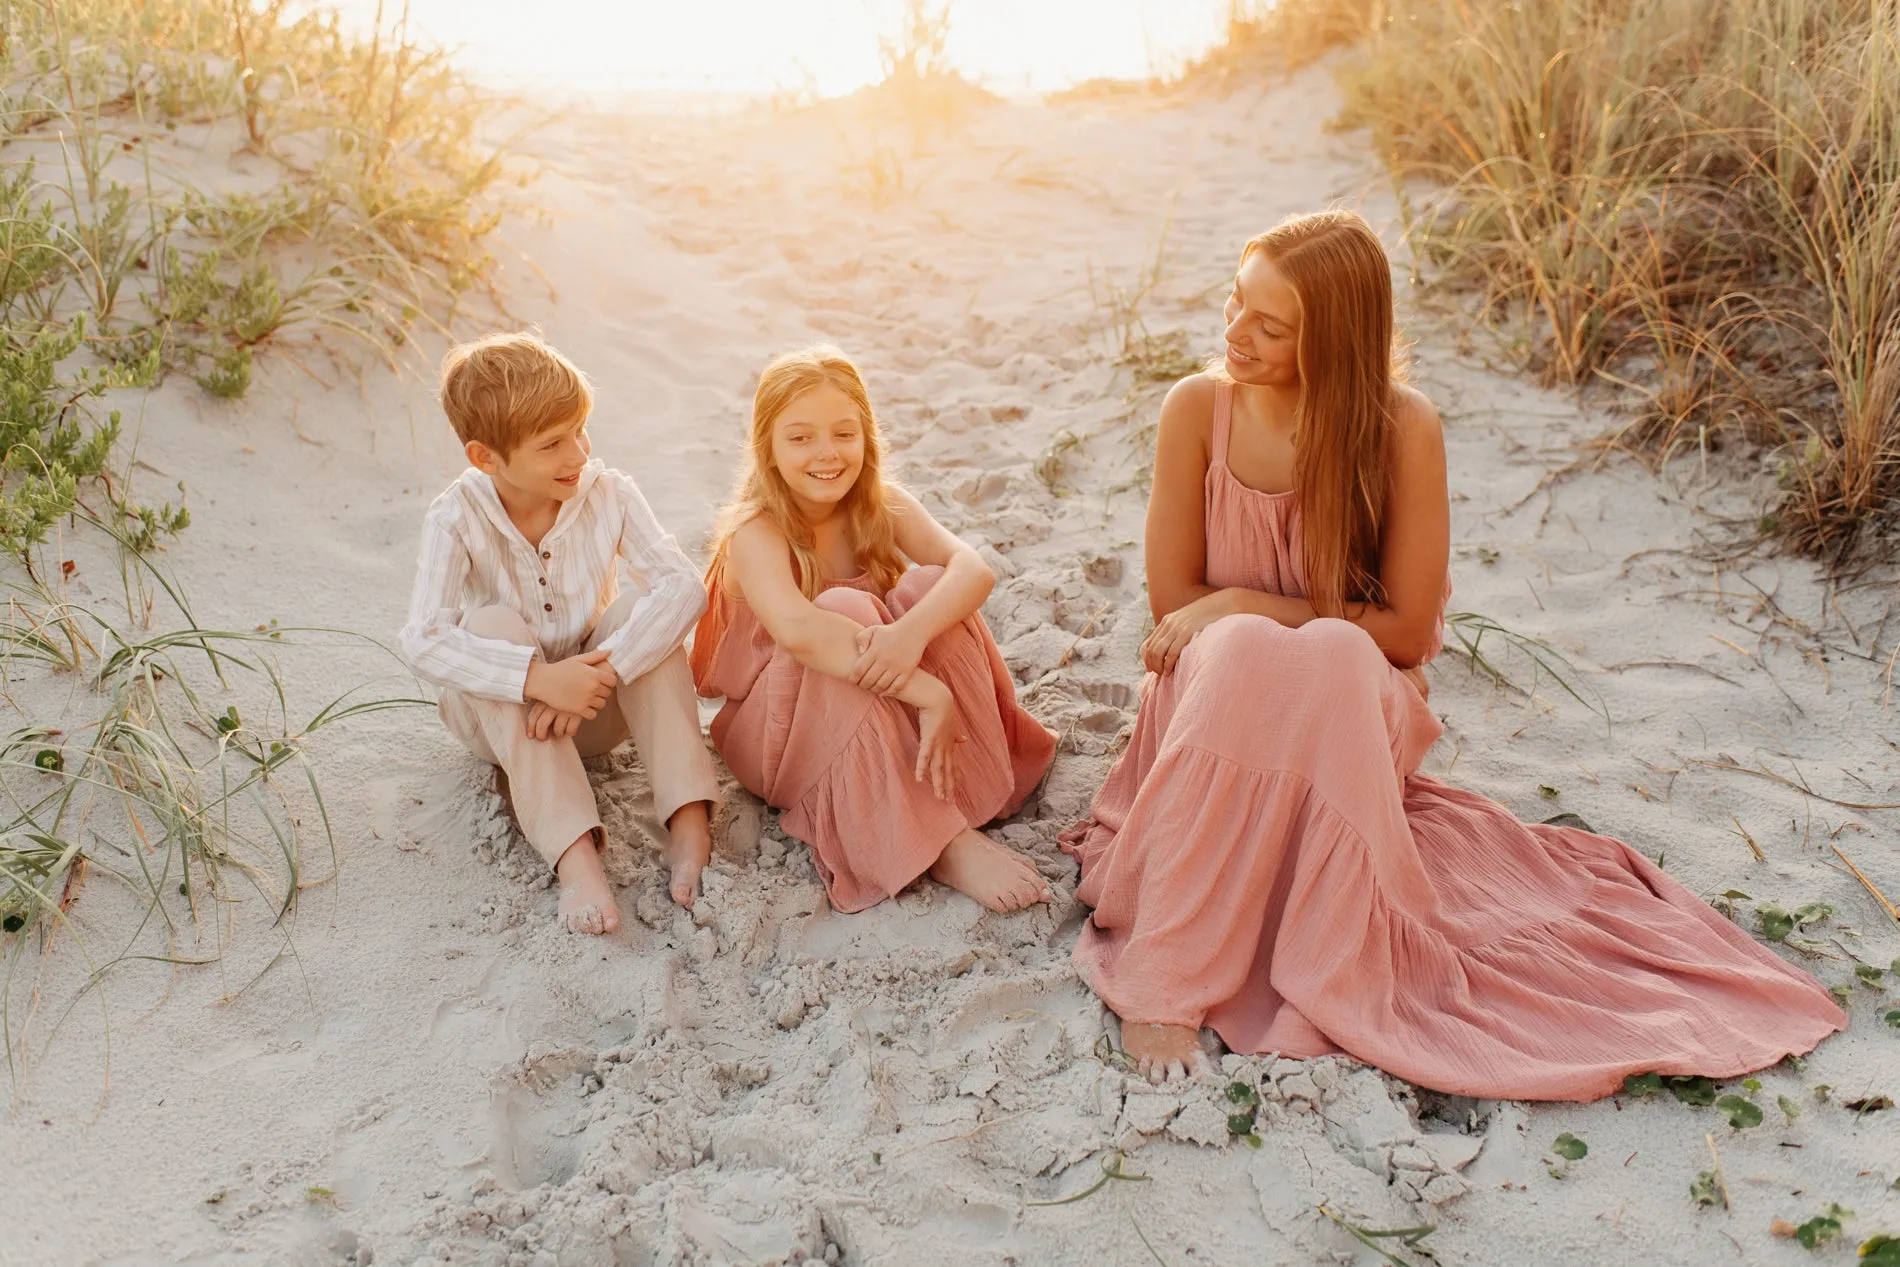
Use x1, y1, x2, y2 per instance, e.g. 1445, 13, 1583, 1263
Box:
439, 331, 593, 455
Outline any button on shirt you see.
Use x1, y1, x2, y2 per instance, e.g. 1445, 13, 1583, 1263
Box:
399, 460, 706, 702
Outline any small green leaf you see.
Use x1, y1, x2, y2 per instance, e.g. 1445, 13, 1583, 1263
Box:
1226, 1111, 1257, 1135
1857, 964, 1887, 986
1860, 1234, 1900, 1266
1689, 1170, 1722, 1207
1, 914, 23, 933
216, 705, 241, 734
1759, 904, 1796, 943
1715, 1095, 1763, 1129
1537, 784, 1561, 800
1623, 1071, 1664, 1098
1831, 984, 1855, 1008
1794, 1203, 1851, 1249
1669, 1075, 1719, 1106
1884, 1009, 1900, 1029
1813, 1083, 1833, 1101
1743, 1077, 1762, 1094
1551, 1132, 1588, 1161
1244, 1132, 1263, 1149
1792, 901, 1836, 926
1225, 1081, 1258, 1105
32, 747, 62, 772
1778, 1094, 1802, 1121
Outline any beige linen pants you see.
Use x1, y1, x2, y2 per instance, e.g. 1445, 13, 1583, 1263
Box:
438, 593, 720, 869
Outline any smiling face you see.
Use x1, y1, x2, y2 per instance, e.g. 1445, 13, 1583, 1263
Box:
769, 381, 865, 517
472, 412, 593, 505
1222, 250, 1302, 389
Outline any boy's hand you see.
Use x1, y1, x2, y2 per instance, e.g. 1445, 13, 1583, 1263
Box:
524, 650, 618, 718
852, 623, 926, 696
526, 701, 585, 742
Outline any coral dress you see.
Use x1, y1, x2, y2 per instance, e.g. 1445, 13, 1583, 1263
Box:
1059, 381, 1844, 1101
694, 564, 1057, 913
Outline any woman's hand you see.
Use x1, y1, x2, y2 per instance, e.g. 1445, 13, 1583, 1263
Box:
1140, 590, 1235, 675
913, 679, 963, 800
525, 700, 584, 741
852, 622, 927, 696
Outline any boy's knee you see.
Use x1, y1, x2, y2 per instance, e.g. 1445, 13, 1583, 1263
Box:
812, 587, 885, 627
463, 605, 535, 647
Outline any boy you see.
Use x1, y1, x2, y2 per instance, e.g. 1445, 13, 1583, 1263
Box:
400, 332, 720, 933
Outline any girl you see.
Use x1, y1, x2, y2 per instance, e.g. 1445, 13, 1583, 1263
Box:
1062, 210, 1845, 1095
692, 346, 1058, 914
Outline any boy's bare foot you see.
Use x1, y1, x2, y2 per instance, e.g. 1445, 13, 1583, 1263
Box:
554, 833, 620, 935
662, 800, 713, 908
928, 828, 1052, 913
1122, 1022, 1211, 1084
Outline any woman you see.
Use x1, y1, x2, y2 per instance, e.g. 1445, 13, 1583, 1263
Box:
1060, 210, 1844, 1097
693, 346, 1057, 915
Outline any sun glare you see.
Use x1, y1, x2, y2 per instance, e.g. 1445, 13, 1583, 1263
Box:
324, 0, 1235, 99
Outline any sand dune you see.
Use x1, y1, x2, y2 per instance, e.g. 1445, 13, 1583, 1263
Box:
5, 63, 1897, 1267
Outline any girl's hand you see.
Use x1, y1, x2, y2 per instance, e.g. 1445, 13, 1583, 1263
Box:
1140, 591, 1235, 676
852, 622, 927, 697
526, 700, 584, 741
913, 681, 963, 800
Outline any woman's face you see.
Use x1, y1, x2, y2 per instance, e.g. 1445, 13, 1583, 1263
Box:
1222, 252, 1301, 389
770, 381, 865, 516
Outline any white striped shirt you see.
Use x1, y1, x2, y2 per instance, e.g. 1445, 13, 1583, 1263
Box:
398, 460, 707, 702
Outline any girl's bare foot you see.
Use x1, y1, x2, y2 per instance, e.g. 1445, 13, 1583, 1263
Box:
1122, 1022, 1210, 1084
554, 833, 620, 935
663, 800, 713, 908
928, 828, 1052, 913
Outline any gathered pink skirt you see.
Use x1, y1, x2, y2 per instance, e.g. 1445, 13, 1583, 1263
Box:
1061, 612, 1845, 1101
712, 567, 1056, 913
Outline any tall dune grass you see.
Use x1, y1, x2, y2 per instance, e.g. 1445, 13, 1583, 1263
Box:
1208, 0, 1900, 563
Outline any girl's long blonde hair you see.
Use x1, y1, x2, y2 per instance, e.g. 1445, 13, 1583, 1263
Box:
702, 345, 908, 601
1237, 210, 1402, 617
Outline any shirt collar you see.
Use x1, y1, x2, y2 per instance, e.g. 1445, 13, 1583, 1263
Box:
464, 460, 603, 549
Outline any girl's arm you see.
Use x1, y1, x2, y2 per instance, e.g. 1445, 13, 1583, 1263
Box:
882, 485, 995, 642
847, 485, 995, 695
1144, 384, 1449, 673
725, 517, 951, 710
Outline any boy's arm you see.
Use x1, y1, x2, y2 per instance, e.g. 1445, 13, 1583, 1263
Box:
594, 470, 709, 684
398, 500, 537, 701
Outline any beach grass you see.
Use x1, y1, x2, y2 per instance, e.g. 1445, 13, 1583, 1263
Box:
1198, 0, 1900, 565
0, 1, 498, 1076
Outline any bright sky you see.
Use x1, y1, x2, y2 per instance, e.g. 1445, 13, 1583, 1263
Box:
324, 0, 1238, 98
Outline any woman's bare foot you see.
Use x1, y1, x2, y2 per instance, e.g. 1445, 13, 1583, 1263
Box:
554, 833, 620, 935
662, 800, 713, 907
1122, 1022, 1210, 1084
928, 828, 1052, 913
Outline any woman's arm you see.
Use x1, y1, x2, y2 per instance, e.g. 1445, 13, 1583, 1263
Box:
725, 518, 951, 710
1144, 375, 1218, 623
1144, 386, 1450, 673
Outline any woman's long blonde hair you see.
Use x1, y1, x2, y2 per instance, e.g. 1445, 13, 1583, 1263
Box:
1237, 210, 1402, 617
703, 345, 908, 600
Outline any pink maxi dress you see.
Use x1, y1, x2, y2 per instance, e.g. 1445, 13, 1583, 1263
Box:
694, 564, 1057, 913
1059, 381, 1845, 1101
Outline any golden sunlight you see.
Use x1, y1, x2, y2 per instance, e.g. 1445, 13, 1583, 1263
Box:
326, 0, 1237, 98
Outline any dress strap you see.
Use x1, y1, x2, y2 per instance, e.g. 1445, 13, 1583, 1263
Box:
1210, 378, 1235, 466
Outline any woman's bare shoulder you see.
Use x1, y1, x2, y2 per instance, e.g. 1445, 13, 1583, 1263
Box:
1157, 371, 1221, 444
1390, 383, 1446, 455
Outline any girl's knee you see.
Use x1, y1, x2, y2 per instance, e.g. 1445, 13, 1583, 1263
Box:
892, 564, 945, 606
812, 587, 886, 627
463, 605, 535, 646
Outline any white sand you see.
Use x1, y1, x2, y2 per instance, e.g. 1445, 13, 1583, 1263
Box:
5, 65, 1898, 1267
